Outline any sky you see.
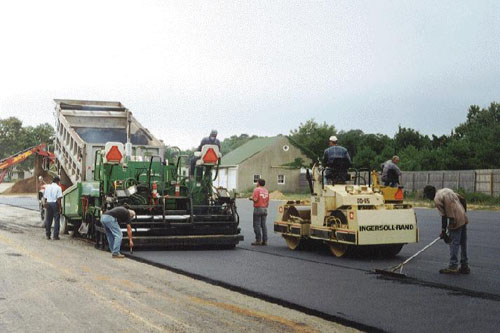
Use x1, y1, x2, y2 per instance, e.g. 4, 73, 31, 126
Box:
1, 1, 499, 149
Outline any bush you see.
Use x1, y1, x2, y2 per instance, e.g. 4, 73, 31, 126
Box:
456, 189, 500, 205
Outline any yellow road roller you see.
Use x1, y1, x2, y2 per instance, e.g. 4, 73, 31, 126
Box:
274, 165, 418, 257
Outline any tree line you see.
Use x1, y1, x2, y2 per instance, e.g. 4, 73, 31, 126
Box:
2, 102, 499, 172
221, 102, 500, 171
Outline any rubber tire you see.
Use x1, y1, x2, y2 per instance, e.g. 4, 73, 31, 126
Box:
39, 202, 46, 228
59, 215, 68, 234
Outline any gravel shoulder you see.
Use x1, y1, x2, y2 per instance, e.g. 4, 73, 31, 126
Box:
0, 204, 356, 332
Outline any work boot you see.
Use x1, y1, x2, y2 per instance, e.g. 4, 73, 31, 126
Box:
459, 265, 471, 274
439, 266, 459, 274
46, 235, 51, 240
53, 236, 60, 240
112, 253, 125, 259
251, 241, 262, 246
261, 241, 267, 246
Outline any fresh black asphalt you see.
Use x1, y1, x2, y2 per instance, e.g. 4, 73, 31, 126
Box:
2, 196, 499, 332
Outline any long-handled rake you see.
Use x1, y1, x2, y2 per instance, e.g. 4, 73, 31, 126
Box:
375, 237, 441, 278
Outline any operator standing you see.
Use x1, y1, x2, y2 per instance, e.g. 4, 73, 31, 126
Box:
423, 185, 470, 274
101, 206, 135, 258
322, 136, 351, 184
43, 176, 63, 240
381, 156, 402, 187
252, 179, 269, 246
198, 129, 221, 151
191, 129, 221, 176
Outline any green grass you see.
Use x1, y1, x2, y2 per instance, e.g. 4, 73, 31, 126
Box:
404, 190, 500, 210
237, 189, 500, 210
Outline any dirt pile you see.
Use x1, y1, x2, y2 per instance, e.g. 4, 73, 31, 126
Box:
269, 190, 286, 200
5, 163, 52, 194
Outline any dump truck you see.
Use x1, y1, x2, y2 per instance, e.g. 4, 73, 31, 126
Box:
53, 99, 164, 185
53, 99, 242, 249
274, 164, 418, 257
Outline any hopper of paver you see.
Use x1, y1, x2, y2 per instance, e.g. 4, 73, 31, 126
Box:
53, 99, 164, 186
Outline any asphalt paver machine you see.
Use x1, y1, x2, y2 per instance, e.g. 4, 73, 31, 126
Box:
56, 100, 242, 250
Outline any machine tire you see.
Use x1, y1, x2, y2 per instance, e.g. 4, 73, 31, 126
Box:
39, 202, 46, 227
283, 235, 301, 250
68, 220, 81, 238
329, 242, 349, 257
59, 215, 68, 234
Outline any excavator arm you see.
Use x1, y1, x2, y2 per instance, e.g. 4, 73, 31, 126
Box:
0, 144, 54, 183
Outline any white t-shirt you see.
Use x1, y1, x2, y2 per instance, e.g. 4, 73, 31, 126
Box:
43, 183, 63, 203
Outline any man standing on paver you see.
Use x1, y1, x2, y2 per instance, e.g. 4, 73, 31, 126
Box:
252, 178, 269, 246
43, 176, 63, 240
423, 185, 470, 274
101, 206, 136, 258
190, 129, 221, 177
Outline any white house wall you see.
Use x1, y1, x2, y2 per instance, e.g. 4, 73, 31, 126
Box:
213, 166, 238, 191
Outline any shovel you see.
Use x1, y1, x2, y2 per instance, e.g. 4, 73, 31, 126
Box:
375, 237, 441, 278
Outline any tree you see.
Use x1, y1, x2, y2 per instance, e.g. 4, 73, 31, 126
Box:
336, 129, 364, 157
393, 126, 431, 152
0, 117, 55, 171
289, 119, 336, 162
220, 134, 258, 155
0, 117, 25, 158
452, 103, 500, 169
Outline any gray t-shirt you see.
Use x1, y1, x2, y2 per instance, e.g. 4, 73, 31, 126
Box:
104, 207, 131, 224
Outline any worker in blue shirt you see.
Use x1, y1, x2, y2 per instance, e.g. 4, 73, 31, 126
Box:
322, 136, 351, 184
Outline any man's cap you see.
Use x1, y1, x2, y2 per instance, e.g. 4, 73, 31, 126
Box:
329, 136, 338, 142
53, 176, 60, 183
210, 129, 218, 136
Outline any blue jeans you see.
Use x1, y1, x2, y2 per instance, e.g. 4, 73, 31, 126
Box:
449, 225, 468, 268
100, 214, 123, 255
45, 202, 60, 238
253, 207, 268, 242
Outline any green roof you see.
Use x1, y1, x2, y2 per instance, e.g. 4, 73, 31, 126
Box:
220, 136, 280, 166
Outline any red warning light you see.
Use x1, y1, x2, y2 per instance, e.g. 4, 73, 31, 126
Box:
202, 148, 219, 164
106, 146, 123, 163
395, 189, 404, 201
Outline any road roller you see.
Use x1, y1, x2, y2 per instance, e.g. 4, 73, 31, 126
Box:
274, 164, 418, 257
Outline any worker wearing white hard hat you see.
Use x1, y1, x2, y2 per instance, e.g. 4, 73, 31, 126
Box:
323, 135, 351, 184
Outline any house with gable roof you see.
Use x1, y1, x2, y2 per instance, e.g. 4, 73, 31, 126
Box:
213, 135, 312, 193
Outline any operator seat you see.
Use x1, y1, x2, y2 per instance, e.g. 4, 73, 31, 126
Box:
384, 168, 399, 187
325, 157, 351, 185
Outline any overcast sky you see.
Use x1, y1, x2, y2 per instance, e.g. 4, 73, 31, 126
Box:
1, 1, 499, 149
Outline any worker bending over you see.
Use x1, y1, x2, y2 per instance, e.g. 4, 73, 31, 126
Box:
101, 206, 135, 258
424, 185, 470, 274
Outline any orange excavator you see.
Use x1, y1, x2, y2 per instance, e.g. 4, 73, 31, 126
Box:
0, 144, 54, 183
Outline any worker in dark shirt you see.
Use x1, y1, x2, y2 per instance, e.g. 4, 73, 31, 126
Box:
322, 136, 351, 184
101, 206, 135, 258
190, 129, 221, 176
197, 129, 221, 151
